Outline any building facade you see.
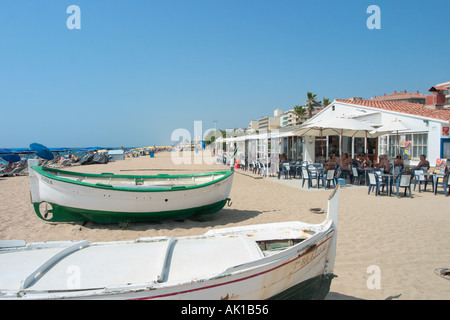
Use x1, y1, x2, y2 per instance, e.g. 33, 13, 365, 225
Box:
427, 82, 450, 109
370, 90, 429, 104
280, 109, 299, 127
301, 98, 450, 166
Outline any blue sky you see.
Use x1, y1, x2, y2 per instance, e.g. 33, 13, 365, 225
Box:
1, 0, 449, 148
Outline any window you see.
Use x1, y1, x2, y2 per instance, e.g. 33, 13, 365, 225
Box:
412, 133, 427, 159
296, 137, 303, 161
367, 138, 377, 156
342, 137, 353, 156
381, 133, 428, 160
398, 134, 412, 159
389, 134, 412, 158
328, 136, 340, 157
354, 137, 365, 155
379, 135, 388, 156
442, 140, 450, 159
315, 136, 327, 161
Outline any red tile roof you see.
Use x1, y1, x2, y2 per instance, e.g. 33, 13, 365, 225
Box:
335, 99, 450, 122
371, 90, 429, 101
429, 86, 448, 92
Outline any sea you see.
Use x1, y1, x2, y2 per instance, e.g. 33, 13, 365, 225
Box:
0, 146, 138, 165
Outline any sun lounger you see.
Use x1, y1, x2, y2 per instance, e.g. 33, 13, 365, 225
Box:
1, 166, 27, 177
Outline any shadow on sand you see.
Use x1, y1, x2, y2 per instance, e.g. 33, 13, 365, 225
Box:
326, 292, 402, 300
325, 292, 364, 300
74, 208, 263, 233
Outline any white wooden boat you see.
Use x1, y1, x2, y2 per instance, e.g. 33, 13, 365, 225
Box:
0, 186, 340, 300
27, 159, 234, 223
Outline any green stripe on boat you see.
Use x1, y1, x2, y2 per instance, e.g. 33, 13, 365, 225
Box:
33, 199, 229, 223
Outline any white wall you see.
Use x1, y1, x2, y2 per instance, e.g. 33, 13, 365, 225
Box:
303, 136, 315, 163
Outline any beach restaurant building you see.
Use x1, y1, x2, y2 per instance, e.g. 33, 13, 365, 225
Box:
301, 97, 450, 167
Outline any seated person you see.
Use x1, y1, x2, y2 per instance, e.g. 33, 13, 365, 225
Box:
378, 155, 391, 174
362, 153, 371, 168
3, 162, 15, 173
327, 153, 338, 169
54, 152, 62, 163
351, 156, 361, 168
394, 155, 404, 169
417, 154, 430, 169
339, 153, 352, 179
278, 153, 287, 167
353, 155, 367, 176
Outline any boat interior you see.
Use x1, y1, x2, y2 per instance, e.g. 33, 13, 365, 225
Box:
0, 223, 318, 294
43, 168, 229, 189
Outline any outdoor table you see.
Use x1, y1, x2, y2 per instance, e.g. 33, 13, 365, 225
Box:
379, 173, 394, 196
279, 164, 290, 179
432, 173, 446, 195
419, 172, 435, 193
290, 164, 301, 178
362, 167, 372, 186
315, 168, 325, 189
306, 167, 324, 188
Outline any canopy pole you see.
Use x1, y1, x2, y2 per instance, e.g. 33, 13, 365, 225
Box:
365, 131, 368, 154
321, 129, 324, 161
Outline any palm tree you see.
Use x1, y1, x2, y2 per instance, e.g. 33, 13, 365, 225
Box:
293, 105, 307, 124
322, 97, 331, 108
305, 92, 319, 118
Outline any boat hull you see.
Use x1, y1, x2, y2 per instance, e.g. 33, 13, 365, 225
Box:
32, 199, 230, 224
0, 185, 340, 300
28, 161, 234, 223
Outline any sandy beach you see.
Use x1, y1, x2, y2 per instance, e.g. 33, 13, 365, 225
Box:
1, 151, 449, 300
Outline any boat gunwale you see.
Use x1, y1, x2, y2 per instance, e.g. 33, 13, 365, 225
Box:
31, 166, 234, 193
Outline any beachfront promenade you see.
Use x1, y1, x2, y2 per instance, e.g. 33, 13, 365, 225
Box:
0, 151, 449, 300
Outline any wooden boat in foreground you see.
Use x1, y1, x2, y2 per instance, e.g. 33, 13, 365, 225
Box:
0, 185, 339, 300
27, 159, 234, 223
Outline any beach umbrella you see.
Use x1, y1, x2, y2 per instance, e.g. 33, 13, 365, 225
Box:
370, 119, 409, 156
294, 117, 378, 138
0, 148, 14, 156
0, 154, 21, 163
293, 117, 378, 157
50, 148, 73, 152
10, 148, 36, 155
30, 143, 54, 161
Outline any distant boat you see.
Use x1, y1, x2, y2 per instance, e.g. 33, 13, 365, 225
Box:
0, 185, 339, 300
27, 159, 234, 223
